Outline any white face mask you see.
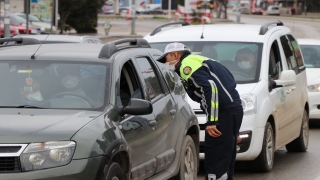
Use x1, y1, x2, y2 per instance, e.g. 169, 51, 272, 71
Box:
27, 91, 43, 101
238, 61, 251, 70
164, 60, 178, 72
61, 75, 79, 89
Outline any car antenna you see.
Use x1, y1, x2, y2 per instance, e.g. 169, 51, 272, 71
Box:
31, 22, 55, 60
200, 19, 205, 39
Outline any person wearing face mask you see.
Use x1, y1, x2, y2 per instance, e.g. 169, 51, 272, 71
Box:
57, 65, 86, 98
157, 42, 243, 180
235, 48, 257, 77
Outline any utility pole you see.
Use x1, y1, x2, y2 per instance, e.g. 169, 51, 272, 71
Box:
26, 0, 29, 34
4, 0, 10, 37
304, 0, 307, 16
236, 0, 241, 23
131, 0, 136, 35
168, 0, 171, 19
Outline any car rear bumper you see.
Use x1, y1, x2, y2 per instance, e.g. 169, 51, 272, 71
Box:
308, 92, 320, 119
0, 156, 106, 180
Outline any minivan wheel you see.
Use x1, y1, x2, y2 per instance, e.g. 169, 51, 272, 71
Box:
172, 135, 197, 180
248, 122, 274, 172
104, 162, 126, 180
286, 109, 309, 152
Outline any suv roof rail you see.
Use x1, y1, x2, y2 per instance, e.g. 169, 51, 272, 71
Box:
0, 37, 41, 46
99, 38, 151, 59
259, 20, 284, 35
150, 22, 190, 36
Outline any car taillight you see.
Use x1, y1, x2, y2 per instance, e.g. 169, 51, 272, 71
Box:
261, 10, 264, 12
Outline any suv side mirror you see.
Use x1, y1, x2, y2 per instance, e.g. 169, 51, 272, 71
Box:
274, 70, 296, 87
118, 98, 153, 117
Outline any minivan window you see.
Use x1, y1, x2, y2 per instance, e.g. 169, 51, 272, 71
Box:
287, 35, 304, 68
150, 41, 263, 84
280, 35, 299, 74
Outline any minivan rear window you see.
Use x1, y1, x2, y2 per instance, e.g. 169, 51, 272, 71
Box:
150, 41, 263, 84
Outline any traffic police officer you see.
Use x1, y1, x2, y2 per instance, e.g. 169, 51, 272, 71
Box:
157, 42, 243, 180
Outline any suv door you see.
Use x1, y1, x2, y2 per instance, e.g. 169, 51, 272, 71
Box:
133, 56, 178, 174
117, 60, 158, 179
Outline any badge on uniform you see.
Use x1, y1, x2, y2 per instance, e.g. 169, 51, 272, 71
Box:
183, 66, 192, 75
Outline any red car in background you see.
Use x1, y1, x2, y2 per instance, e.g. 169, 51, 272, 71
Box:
9, 16, 39, 34
0, 25, 19, 37
252, 8, 264, 15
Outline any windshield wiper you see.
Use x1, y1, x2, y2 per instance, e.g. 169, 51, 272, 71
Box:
15, 105, 46, 109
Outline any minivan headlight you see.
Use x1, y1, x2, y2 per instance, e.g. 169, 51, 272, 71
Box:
308, 84, 320, 92
20, 141, 76, 171
241, 93, 257, 115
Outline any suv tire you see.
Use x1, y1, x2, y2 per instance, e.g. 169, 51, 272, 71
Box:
248, 122, 274, 172
173, 135, 197, 180
105, 162, 126, 180
286, 109, 309, 152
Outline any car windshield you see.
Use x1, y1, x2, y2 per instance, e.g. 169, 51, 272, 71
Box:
0, 61, 110, 110
19, 14, 42, 22
300, 45, 320, 68
150, 41, 263, 84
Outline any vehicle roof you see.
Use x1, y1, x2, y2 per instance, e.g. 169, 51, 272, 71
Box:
297, 38, 320, 45
145, 24, 289, 43
13, 35, 101, 43
0, 44, 109, 62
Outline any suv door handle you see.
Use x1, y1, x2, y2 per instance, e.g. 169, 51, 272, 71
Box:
149, 120, 157, 126
291, 87, 296, 91
170, 109, 176, 115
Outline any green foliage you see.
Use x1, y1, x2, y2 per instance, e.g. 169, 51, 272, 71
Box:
58, 0, 86, 34
66, 0, 105, 33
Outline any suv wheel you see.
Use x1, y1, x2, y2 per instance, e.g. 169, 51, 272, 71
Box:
173, 135, 197, 180
286, 109, 309, 152
104, 162, 126, 180
248, 122, 274, 172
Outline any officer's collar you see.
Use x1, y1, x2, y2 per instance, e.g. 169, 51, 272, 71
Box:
175, 52, 191, 75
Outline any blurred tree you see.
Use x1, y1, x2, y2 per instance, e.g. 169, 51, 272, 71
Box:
67, 0, 105, 33
58, 0, 86, 34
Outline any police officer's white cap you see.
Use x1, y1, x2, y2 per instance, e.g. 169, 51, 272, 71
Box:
157, 42, 190, 63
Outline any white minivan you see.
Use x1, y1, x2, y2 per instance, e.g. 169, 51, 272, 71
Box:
144, 21, 310, 172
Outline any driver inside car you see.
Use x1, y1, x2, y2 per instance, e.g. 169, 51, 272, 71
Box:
56, 65, 87, 99
235, 48, 257, 77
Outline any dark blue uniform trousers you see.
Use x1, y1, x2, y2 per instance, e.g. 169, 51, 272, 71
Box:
205, 106, 243, 180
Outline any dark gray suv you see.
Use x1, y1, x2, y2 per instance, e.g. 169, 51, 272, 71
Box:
0, 38, 199, 180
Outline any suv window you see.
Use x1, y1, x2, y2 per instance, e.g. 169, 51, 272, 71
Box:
280, 35, 299, 74
269, 41, 282, 80
150, 41, 263, 84
0, 61, 109, 110
135, 57, 163, 100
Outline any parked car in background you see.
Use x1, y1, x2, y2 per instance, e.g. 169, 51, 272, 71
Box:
0, 24, 19, 38
252, 8, 264, 15
136, 4, 166, 14
14, 12, 56, 34
3, 16, 40, 35
234, 7, 250, 14
145, 21, 310, 172
265, 6, 280, 15
6, 35, 102, 45
0, 38, 199, 180
298, 38, 320, 120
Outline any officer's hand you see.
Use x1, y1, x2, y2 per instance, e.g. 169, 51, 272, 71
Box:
206, 125, 222, 137
237, 136, 242, 144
